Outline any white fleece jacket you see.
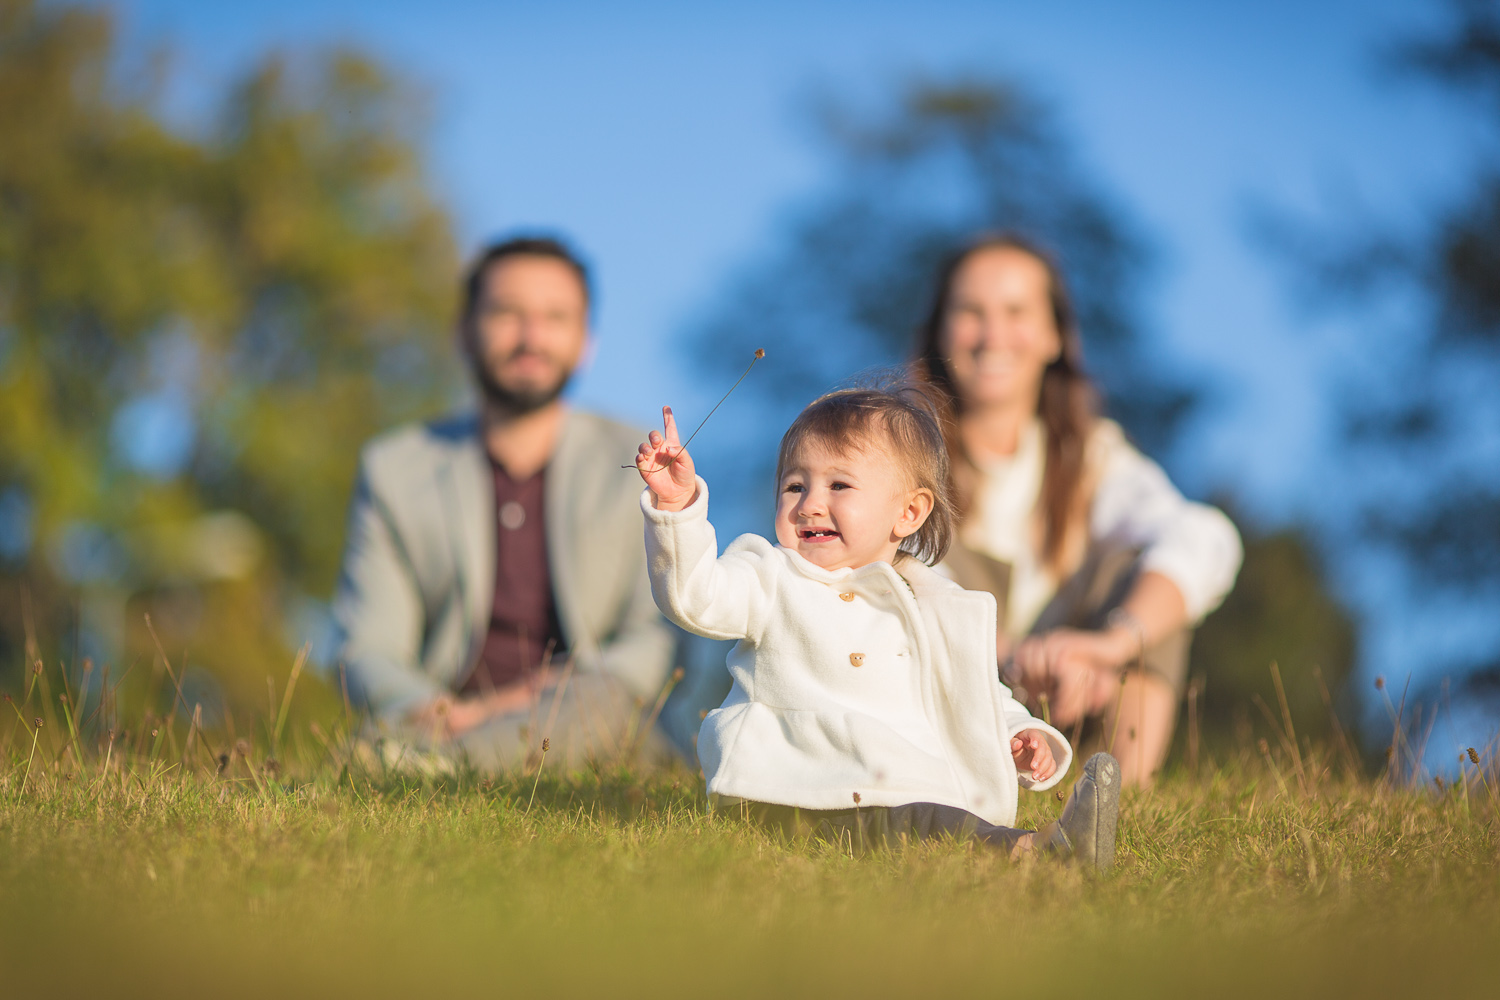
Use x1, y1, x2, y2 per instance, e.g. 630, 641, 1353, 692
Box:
642, 478, 1072, 828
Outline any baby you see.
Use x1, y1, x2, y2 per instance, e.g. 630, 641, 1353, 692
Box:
637, 384, 1119, 866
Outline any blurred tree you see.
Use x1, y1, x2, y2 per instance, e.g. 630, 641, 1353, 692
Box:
1261, 0, 1500, 714
690, 74, 1192, 466
0, 0, 458, 708
686, 73, 1359, 747
1188, 509, 1358, 749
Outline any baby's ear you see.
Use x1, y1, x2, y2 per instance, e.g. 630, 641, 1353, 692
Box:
894, 487, 935, 539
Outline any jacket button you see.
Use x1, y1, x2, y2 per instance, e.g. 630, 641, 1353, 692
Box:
839, 592, 855, 602
849, 653, 865, 667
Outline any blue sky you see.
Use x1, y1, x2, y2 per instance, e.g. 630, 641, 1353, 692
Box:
111, 0, 1465, 507
103, 0, 1486, 718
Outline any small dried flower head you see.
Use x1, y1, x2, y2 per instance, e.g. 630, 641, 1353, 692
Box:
150, 728, 159, 738
58, 693, 67, 704
1257, 738, 1270, 755
852, 792, 861, 805
1468, 748, 1481, 765
216, 753, 230, 775
1434, 776, 1445, 791
234, 739, 251, 757
541, 738, 550, 753
672, 667, 685, 682
1056, 790, 1065, 801
754, 348, 765, 359
3, 693, 10, 702
33, 717, 42, 730
1375, 676, 1385, 690
33, 660, 42, 675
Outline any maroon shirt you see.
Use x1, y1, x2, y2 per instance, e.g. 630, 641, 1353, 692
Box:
460, 460, 566, 694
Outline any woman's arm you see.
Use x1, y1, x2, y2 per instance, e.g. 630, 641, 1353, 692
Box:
1089, 426, 1244, 625
1013, 424, 1242, 723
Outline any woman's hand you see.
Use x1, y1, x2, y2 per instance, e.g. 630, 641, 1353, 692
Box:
1013, 627, 1136, 727
1010, 728, 1057, 782
636, 406, 698, 512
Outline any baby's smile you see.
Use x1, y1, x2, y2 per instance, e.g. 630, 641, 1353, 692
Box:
774, 438, 929, 571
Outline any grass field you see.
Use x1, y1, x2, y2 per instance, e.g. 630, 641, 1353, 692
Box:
3, 658, 1498, 999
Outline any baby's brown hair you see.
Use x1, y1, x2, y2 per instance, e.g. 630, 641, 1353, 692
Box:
775, 379, 956, 566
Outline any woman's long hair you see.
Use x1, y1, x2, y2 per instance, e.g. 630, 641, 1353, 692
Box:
913, 234, 1098, 574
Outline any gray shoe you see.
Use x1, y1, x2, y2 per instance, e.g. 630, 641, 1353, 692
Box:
1042, 752, 1120, 872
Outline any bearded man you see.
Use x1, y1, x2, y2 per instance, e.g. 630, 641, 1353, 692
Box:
331, 236, 677, 768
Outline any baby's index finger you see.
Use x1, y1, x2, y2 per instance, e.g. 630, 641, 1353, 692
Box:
662, 405, 681, 444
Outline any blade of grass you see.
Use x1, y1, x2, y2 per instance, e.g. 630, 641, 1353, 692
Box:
271, 643, 311, 758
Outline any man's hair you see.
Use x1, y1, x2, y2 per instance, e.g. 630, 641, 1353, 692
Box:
775, 378, 956, 566
460, 235, 593, 324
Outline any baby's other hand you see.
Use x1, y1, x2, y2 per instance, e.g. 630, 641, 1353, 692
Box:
636, 406, 698, 511
1010, 728, 1057, 782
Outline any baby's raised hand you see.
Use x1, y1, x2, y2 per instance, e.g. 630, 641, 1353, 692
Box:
636, 406, 698, 512
1010, 729, 1057, 782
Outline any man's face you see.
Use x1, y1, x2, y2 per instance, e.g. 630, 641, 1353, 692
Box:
465, 255, 590, 414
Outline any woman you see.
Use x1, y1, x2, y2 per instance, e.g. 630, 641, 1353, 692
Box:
915, 235, 1242, 786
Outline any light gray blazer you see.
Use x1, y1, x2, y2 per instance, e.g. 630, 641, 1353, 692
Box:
331, 409, 676, 721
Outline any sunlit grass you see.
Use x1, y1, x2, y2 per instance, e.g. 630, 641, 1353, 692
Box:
2, 657, 1498, 998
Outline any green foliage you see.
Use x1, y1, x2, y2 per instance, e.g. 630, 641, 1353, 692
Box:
1189, 518, 1359, 747
0, 0, 458, 702
1263, 0, 1500, 689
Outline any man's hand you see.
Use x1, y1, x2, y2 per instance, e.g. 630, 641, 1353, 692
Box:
1010, 728, 1058, 782
1013, 627, 1134, 727
636, 406, 698, 512
408, 668, 559, 739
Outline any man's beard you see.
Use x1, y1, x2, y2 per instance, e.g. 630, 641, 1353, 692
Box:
474, 362, 572, 417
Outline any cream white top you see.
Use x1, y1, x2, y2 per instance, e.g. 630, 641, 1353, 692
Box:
642, 477, 1071, 827
962, 418, 1243, 637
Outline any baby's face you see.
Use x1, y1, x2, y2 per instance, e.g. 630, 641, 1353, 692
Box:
774, 437, 930, 572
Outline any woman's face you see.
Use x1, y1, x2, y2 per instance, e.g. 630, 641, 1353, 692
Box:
938, 247, 1062, 411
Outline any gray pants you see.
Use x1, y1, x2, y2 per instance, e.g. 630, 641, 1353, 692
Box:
376, 673, 675, 774
719, 798, 1029, 853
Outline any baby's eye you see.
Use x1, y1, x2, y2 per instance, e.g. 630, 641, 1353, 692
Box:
783, 483, 804, 494
830, 481, 852, 491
